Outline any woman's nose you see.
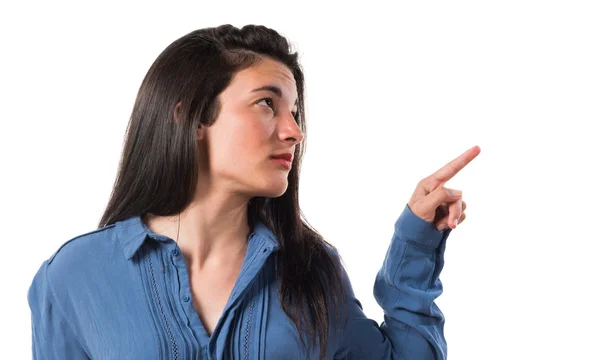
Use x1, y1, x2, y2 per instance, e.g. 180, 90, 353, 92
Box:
280, 114, 304, 144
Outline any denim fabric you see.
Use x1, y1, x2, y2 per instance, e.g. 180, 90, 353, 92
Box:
28, 203, 450, 359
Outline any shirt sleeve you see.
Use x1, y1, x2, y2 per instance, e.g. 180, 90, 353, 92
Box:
27, 260, 90, 360
334, 203, 450, 360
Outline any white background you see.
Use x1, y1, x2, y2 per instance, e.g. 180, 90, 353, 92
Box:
2, 1, 599, 358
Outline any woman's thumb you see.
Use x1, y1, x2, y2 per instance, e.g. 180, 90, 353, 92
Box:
425, 187, 462, 208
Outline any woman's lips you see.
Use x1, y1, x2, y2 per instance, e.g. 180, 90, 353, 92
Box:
271, 153, 293, 162
270, 152, 293, 170
271, 157, 292, 169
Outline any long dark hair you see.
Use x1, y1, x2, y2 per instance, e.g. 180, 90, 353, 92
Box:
98, 24, 346, 358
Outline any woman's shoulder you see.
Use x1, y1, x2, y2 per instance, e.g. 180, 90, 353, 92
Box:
321, 241, 344, 268
46, 223, 118, 266
27, 222, 130, 328
29, 223, 120, 292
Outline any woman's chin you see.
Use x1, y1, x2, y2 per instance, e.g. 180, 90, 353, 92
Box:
262, 186, 288, 198
253, 180, 288, 198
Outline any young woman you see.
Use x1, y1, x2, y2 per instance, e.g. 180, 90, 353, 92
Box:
28, 24, 479, 359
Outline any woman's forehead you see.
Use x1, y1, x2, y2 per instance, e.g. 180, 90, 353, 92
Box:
230, 59, 297, 99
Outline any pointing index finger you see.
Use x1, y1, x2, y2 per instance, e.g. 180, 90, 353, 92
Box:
432, 145, 481, 183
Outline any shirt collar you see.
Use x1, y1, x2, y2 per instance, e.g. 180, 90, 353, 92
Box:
115, 215, 280, 260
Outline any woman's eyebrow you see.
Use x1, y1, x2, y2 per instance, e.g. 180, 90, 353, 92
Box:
251, 85, 298, 106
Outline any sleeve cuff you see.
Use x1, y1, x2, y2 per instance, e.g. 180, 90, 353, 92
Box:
394, 203, 451, 249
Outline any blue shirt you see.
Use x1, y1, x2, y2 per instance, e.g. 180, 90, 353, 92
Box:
28, 204, 450, 359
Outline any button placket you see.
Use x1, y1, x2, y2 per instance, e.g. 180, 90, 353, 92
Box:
170, 247, 191, 303
170, 248, 185, 268
155, 244, 205, 351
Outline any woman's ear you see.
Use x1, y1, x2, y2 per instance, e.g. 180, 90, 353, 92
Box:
173, 102, 182, 124
174, 101, 205, 140
196, 125, 205, 141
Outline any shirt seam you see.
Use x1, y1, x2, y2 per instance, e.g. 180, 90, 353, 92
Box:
48, 224, 116, 264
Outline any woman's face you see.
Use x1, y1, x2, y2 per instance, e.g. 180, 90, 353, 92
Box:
198, 57, 303, 199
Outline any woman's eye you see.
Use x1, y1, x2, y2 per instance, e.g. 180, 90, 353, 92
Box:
258, 98, 298, 121
258, 98, 274, 110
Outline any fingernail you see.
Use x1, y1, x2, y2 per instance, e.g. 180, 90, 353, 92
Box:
451, 190, 462, 196
454, 219, 458, 227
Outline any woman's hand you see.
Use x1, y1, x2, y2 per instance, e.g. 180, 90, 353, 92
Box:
408, 145, 481, 231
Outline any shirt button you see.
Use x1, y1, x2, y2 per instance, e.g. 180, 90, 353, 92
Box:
182, 295, 190, 302
172, 249, 180, 256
